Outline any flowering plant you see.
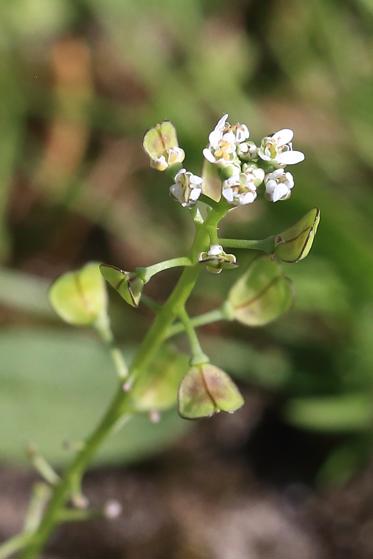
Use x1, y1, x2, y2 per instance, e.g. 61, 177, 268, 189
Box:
0, 115, 319, 559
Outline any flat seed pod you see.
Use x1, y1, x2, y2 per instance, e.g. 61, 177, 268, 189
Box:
143, 121, 178, 159
178, 364, 244, 419
274, 208, 320, 263
228, 255, 293, 326
201, 159, 222, 202
100, 264, 143, 308
131, 346, 189, 413
49, 262, 107, 326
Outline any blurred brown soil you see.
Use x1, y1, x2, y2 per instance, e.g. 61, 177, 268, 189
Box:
1, 398, 373, 559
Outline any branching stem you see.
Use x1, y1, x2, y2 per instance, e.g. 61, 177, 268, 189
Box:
11, 204, 228, 559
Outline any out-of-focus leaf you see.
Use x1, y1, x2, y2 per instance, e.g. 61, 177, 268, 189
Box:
274, 208, 320, 263
131, 345, 189, 412
0, 329, 189, 466
317, 441, 369, 488
227, 255, 293, 326
285, 394, 373, 432
203, 335, 291, 389
178, 364, 244, 419
289, 259, 349, 315
0, 0, 70, 41
50, 263, 107, 326
0, 268, 52, 317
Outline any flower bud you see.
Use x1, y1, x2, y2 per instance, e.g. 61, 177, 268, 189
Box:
227, 255, 293, 326
274, 208, 320, 263
143, 121, 185, 171
237, 140, 258, 161
100, 265, 144, 308
199, 244, 237, 274
49, 262, 107, 326
178, 363, 244, 419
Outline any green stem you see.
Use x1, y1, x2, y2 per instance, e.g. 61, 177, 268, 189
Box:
24, 484, 51, 534
0, 534, 32, 559
56, 508, 100, 523
95, 316, 128, 380
27, 448, 60, 486
178, 308, 209, 365
139, 257, 192, 282
141, 294, 162, 313
19, 204, 228, 559
219, 237, 274, 252
165, 307, 228, 338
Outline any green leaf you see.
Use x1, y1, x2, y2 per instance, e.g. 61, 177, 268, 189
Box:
100, 264, 144, 308
49, 262, 107, 326
285, 394, 373, 432
131, 346, 189, 412
143, 121, 179, 159
0, 328, 189, 467
0, 267, 53, 317
227, 255, 293, 326
178, 364, 244, 419
274, 208, 320, 263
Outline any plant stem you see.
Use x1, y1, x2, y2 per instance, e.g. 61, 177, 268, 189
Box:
18, 204, 227, 559
139, 256, 192, 282
219, 236, 274, 252
178, 307, 209, 365
165, 308, 228, 338
0, 534, 32, 559
95, 316, 128, 380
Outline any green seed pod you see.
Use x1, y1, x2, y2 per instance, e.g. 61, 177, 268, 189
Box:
100, 265, 144, 308
143, 121, 185, 171
227, 255, 293, 326
274, 208, 320, 263
178, 363, 244, 419
49, 262, 107, 326
131, 346, 189, 413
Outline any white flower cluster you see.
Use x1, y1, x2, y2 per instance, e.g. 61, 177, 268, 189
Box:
168, 114, 304, 208
204, 114, 304, 204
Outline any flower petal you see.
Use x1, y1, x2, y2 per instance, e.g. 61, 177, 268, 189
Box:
203, 148, 216, 163
276, 150, 305, 165
273, 128, 293, 146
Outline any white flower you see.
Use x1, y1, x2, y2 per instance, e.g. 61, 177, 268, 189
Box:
222, 165, 264, 206
230, 123, 250, 144
170, 169, 203, 207
258, 129, 304, 166
265, 168, 294, 202
150, 147, 185, 172
242, 164, 265, 186
203, 114, 249, 167
199, 244, 237, 274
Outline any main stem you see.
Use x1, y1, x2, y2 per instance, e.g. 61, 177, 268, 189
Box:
20, 205, 226, 559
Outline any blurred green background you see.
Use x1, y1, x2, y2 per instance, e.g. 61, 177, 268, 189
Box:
0, 0, 373, 487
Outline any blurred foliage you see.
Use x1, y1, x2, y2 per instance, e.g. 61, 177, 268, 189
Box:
0, 328, 188, 465
0, 0, 372, 484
